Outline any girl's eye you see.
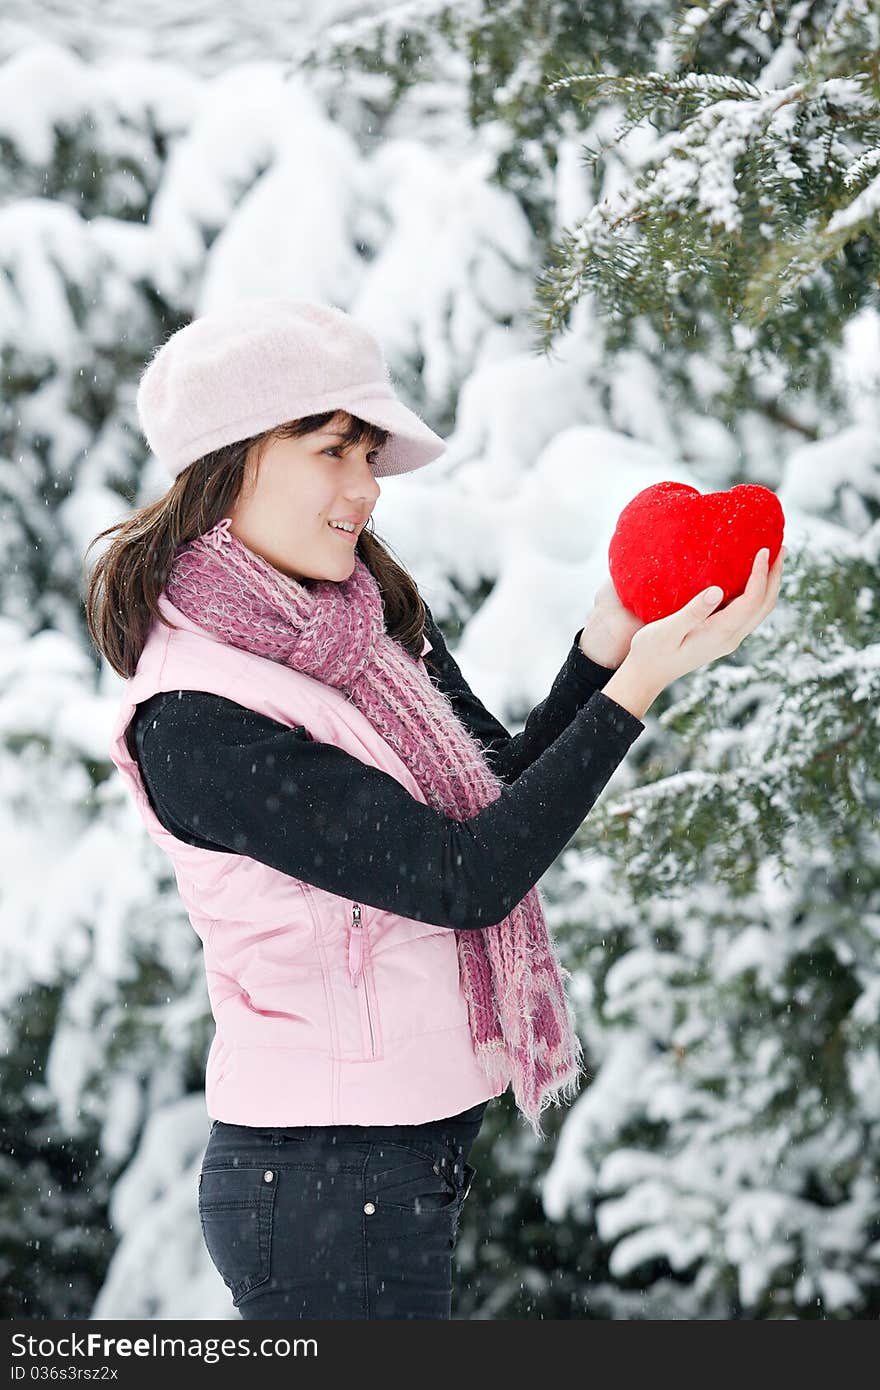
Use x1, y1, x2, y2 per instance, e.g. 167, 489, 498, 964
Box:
324, 446, 380, 464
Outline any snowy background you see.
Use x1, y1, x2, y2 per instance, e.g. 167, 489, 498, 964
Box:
1, 1, 879, 1321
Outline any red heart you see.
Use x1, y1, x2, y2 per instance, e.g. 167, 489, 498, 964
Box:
608, 482, 785, 623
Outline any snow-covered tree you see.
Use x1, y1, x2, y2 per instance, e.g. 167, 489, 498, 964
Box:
307, 0, 880, 423
318, 0, 880, 1318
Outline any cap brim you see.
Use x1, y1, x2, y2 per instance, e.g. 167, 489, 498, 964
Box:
334, 392, 447, 477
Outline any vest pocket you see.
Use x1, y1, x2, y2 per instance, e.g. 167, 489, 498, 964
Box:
347, 902, 378, 1059
198, 1165, 277, 1306
299, 883, 382, 1061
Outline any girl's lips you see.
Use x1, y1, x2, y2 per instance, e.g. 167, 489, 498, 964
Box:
328, 523, 358, 544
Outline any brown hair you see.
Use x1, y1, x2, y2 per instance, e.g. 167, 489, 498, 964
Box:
83, 411, 428, 679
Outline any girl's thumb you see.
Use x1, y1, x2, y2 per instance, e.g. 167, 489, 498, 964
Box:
703, 585, 723, 605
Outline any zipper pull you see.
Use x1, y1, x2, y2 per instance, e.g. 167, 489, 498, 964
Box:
348, 903, 363, 987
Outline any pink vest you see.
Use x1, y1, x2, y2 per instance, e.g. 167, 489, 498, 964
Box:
108, 593, 509, 1126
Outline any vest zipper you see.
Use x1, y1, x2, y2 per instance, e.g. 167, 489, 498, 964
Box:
347, 903, 376, 1058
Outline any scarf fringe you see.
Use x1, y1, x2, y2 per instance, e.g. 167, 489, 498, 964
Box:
514, 1031, 587, 1143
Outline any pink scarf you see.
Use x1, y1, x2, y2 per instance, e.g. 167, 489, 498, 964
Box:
165, 517, 584, 1138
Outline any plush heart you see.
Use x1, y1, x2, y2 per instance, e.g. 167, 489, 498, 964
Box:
608, 481, 785, 624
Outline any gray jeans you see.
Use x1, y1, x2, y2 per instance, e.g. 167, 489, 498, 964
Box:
198, 1119, 479, 1319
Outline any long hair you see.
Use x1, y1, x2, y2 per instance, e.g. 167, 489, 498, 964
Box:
83, 412, 429, 679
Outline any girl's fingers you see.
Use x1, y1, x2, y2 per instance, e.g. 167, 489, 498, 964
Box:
742, 548, 768, 603
745, 547, 767, 603
706, 546, 785, 648
760, 547, 785, 615
748, 547, 785, 628
718, 548, 768, 627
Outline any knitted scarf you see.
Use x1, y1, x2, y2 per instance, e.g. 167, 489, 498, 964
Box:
164, 516, 584, 1138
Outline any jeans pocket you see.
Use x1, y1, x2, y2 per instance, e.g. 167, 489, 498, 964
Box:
198, 1164, 277, 1306
368, 1144, 460, 1215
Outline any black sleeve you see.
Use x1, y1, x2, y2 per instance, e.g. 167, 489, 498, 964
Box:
132, 679, 644, 932
421, 607, 623, 784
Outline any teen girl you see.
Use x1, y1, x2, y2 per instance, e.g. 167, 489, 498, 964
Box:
84, 296, 783, 1320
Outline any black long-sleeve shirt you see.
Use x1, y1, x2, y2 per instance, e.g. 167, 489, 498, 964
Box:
130, 606, 646, 1134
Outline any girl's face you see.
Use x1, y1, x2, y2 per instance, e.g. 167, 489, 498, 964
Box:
227, 411, 383, 582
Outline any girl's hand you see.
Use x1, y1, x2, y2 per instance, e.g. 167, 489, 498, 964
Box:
579, 579, 647, 668
626, 545, 785, 691
592, 578, 647, 642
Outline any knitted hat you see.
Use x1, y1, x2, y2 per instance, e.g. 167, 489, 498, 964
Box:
135, 296, 447, 479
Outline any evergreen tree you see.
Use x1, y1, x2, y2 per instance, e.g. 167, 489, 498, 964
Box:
0, 49, 211, 1316
318, 0, 880, 1317
533, 0, 880, 392
545, 530, 880, 1319
302, 0, 879, 425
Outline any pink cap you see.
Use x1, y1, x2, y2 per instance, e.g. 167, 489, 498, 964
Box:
136, 296, 447, 480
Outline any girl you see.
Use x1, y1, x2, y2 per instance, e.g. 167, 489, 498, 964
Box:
84, 296, 783, 1320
